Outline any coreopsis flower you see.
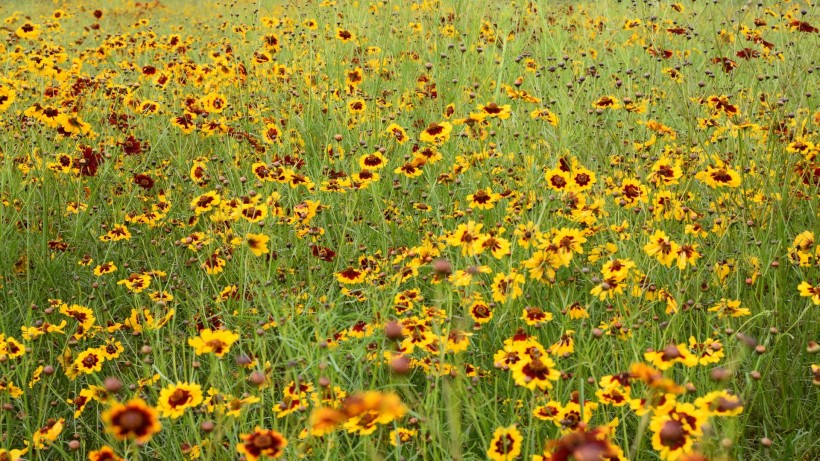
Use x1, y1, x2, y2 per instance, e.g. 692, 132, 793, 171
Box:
521, 306, 553, 326
384, 123, 409, 144
191, 191, 221, 215
618, 178, 648, 208
0, 448, 28, 461
797, 281, 820, 305
695, 390, 743, 417
0, 86, 17, 112
644, 344, 699, 370
88, 446, 124, 461
93, 262, 117, 276
510, 344, 560, 390
99, 224, 131, 242
158, 382, 204, 419
649, 403, 707, 461
419, 121, 452, 145
0, 335, 25, 360
245, 233, 270, 257
466, 187, 500, 210
486, 425, 523, 461
103, 399, 162, 443
32, 418, 64, 449
593, 95, 620, 109
389, 427, 418, 447
695, 165, 741, 188
16, 22, 40, 39
475, 102, 511, 119
707, 298, 750, 318
538, 426, 620, 461
188, 329, 240, 357
545, 167, 571, 192
73, 348, 106, 375
644, 230, 680, 267
491, 271, 525, 303
340, 391, 407, 435
236, 426, 288, 461
550, 330, 575, 356
649, 158, 683, 186
530, 108, 558, 126
116, 273, 152, 293
336, 27, 356, 43
687, 337, 724, 365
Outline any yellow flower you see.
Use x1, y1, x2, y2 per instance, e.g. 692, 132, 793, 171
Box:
103, 399, 161, 443
695, 166, 741, 188
246, 233, 270, 257
486, 425, 523, 461
419, 121, 452, 145
32, 418, 64, 449
798, 281, 820, 305
188, 329, 240, 357
158, 382, 204, 419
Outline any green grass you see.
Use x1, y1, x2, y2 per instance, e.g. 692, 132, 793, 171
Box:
0, 0, 818, 460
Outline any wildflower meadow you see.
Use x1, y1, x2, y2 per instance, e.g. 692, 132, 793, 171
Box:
0, 0, 818, 460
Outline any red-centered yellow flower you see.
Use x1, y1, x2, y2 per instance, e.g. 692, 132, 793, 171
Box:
188, 329, 240, 357
695, 165, 741, 188
695, 390, 743, 417
545, 167, 571, 192
530, 108, 558, 126
103, 399, 161, 443
649, 403, 707, 461
466, 186, 499, 210
308, 407, 348, 436
491, 271, 525, 303
650, 158, 683, 186
687, 337, 724, 365
618, 178, 648, 208
487, 425, 523, 461
158, 382, 204, 419
32, 418, 64, 449
93, 262, 117, 276
644, 344, 698, 371
0, 448, 28, 461
335, 267, 367, 284
0, 86, 17, 112
419, 121, 452, 145
593, 95, 621, 109
73, 348, 105, 375
521, 306, 553, 326
358, 151, 388, 170
117, 273, 152, 293
447, 221, 484, 256
510, 344, 560, 390
644, 230, 680, 267
475, 102, 512, 119
99, 224, 131, 242
336, 27, 356, 43
384, 123, 408, 144
797, 281, 820, 305
707, 298, 750, 318
245, 233, 270, 257
236, 426, 288, 461
191, 191, 221, 215
88, 445, 124, 461
389, 427, 418, 447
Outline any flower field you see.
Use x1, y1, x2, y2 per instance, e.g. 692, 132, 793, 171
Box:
0, 0, 818, 460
